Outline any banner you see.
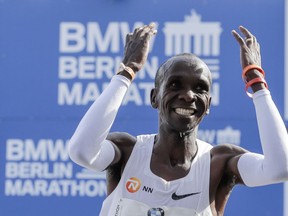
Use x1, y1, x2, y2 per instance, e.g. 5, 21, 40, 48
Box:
0, 0, 286, 215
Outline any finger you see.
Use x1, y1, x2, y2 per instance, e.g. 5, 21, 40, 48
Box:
138, 23, 157, 41
132, 26, 144, 38
253, 36, 258, 44
132, 27, 139, 35
152, 29, 157, 35
149, 22, 157, 35
142, 24, 152, 34
240, 26, 258, 47
231, 30, 245, 46
245, 37, 253, 45
125, 33, 132, 44
148, 29, 157, 36
239, 25, 254, 39
148, 22, 156, 29
257, 42, 261, 51
142, 24, 157, 35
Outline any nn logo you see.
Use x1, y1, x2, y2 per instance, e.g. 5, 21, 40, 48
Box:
142, 186, 153, 193
126, 177, 141, 193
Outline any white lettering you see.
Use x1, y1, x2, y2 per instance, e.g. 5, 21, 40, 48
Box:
87, 22, 119, 53
197, 130, 216, 144
58, 81, 155, 106
48, 139, 69, 161
58, 82, 84, 105
95, 56, 116, 79
58, 82, 101, 105
5, 162, 73, 179
59, 22, 156, 54
138, 82, 154, 105
6, 139, 69, 161
123, 83, 143, 106
137, 56, 158, 80
58, 56, 78, 79
210, 82, 219, 106
59, 56, 156, 80
60, 22, 85, 53
6, 139, 24, 161
5, 179, 106, 197
25, 139, 47, 161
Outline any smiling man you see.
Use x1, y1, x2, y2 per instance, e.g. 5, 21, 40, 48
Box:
68, 23, 288, 215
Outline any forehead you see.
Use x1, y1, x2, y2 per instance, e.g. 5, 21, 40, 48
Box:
162, 55, 211, 81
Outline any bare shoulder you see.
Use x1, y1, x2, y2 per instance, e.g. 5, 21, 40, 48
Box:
210, 143, 249, 184
211, 143, 248, 157
106, 132, 137, 161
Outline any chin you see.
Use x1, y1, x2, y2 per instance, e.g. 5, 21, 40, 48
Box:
176, 125, 198, 134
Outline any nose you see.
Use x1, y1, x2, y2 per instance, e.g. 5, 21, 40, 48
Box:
178, 90, 196, 102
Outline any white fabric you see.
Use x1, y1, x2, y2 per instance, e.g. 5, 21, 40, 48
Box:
112, 198, 199, 216
238, 89, 288, 187
99, 134, 214, 216
90, 140, 115, 171
68, 75, 130, 171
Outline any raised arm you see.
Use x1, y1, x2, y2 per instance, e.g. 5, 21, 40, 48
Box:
232, 26, 288, 186
68, 23, 157, 171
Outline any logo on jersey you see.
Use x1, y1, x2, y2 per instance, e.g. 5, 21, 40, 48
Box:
126, 177, 141, 193
147, 208, 165, 216
171, 191, 201, 200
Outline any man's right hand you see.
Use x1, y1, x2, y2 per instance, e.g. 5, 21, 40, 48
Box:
122, 23, 157, 73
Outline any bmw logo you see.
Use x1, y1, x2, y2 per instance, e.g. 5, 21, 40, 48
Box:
147, 207, 165, 216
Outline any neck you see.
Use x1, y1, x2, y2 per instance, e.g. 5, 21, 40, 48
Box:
154, 129, 198, 165
179, 131, 190, 138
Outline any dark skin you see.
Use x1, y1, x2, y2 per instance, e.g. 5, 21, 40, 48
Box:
105, 24, 266, 215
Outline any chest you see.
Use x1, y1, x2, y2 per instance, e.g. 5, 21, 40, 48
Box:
149, 155, 194, 182
118, 147, 211, 209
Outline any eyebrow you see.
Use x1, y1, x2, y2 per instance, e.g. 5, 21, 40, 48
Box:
166, 72, 211, 88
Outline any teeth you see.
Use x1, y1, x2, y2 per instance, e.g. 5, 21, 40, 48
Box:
175, 108, 194, 116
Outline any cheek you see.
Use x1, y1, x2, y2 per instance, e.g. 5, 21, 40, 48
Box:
197, 94, 210, 113
158, 93, 174, 115
203, 94, 210, 105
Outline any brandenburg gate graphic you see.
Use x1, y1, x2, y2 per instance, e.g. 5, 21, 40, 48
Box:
163, 10, 222, 57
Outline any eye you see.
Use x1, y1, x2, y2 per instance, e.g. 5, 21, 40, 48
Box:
195, 83, 208, 92
169, 81, 181, 89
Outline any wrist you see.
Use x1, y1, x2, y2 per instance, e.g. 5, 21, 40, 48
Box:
245, 69, 264, 82
242, 65, 268, 97
116, 63, 135, 81
245, 77, 268, 98
117, 70, 133, 81
242, 65, 265, 83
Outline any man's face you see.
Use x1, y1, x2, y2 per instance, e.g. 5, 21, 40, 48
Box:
154, 55, 212, 133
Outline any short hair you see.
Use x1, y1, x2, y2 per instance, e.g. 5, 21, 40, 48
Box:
154, 53, 205, 89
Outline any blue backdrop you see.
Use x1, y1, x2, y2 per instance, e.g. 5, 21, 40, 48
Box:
0, 0, 287, 215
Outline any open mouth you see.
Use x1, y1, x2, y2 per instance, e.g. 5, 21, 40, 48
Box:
174, 108, 195, 116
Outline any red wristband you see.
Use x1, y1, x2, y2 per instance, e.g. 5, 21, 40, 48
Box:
242, 65, 265, 83
245, 77, 268, 98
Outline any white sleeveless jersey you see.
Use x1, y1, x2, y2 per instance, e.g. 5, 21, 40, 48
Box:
100, 134, 213, 216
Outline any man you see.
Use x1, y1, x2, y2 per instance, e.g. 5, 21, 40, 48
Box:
68, 23, 288, 215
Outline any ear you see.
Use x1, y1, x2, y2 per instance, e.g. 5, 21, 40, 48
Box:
205, 96, 212, 115
150, 88, 158, 109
